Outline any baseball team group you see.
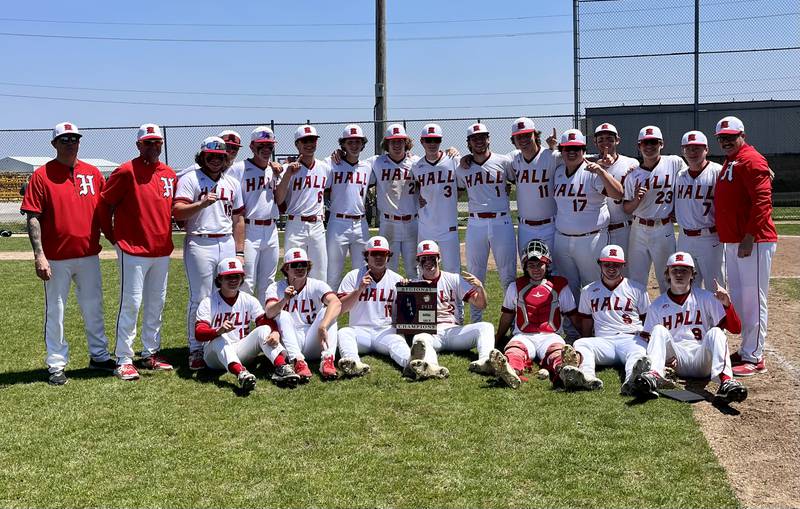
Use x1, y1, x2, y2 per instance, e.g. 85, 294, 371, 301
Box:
20, 113, 777, 404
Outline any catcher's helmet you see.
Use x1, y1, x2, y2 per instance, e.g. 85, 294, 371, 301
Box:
523, 239, 551, 264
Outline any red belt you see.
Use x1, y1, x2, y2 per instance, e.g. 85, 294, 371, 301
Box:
194, 233, 227, 238
522, 218, 552, 226
383, 213, 415, 221
559, 228, 601, 238
288, 215, 321, 222
608, 219, 632, 231
469, 212, 508, 219
335, 213, 363, 220
244, 218, 273, 226
683, 226, 717, 236
637, 217, 671, 227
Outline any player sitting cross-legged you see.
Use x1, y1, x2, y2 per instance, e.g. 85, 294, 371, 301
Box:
559, 245, 651, 393
407, 240, 495, 381
194, 258, 300, 391
632, 252, 748, 404
483, 240, 579, 389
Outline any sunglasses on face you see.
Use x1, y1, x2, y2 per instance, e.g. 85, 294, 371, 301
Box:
418, 255, 437, 263
562, 146, 584, 153
716, 134, 740, 143
57, 135, 80, 144
142, 139, 163, 147
205, 153, 224, 161
422, 138, 442, 144
289, 262, 308, 269
640, 139, 661, 146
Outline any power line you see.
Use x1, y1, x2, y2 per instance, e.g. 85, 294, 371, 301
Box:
581, 46, 800, 61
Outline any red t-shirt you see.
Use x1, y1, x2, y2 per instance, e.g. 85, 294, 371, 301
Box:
714, 143, 777, 243
20, 159, 104, 260
100, 156, 177, 257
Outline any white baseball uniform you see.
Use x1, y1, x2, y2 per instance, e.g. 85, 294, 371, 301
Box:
603, 154, 639, 256
326, 158, 371, 288
175, 169, 244, 355
573, 278, 651, 382
336, 266, 410, 368
282, 158, 331, 282
509, 148, 558, 261
412, 154, 461, 273
370, 154, 420, 277
457, 152, 517, 322
675, 161, 724, 289
625, 155, 684, 292
227, 159, 281, 305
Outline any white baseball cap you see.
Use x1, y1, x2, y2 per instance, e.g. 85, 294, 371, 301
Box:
598, 245, 625, 264
217, 257, 245, 277
667, 251, 695, 268
218, 130, 242, 147
341, 124, 366, 140
251, 126, 276, 144
559, 129, 586, 147
715, 116, 745, 135
52, 121, 81, 141
594, 122, 618, 136
511, 117, 535, 136
365, 236, 391, 253
283, 247, 310, 265
416, 240, 440, 257
294, 125, 319, 141
638, 125, 663, 141
137, 123, 163, 142
467, 123, 490, 137
384, 123, 408, 140
420, 123, 443, 139
681, 130, 708, 147
200, 136, 227, 154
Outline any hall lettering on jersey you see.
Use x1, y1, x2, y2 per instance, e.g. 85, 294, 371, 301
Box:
661, 310, 703, 330
212, 311, 251, 328
463, 170, 505, 188
333, 170, 367, 186
359, 287, 395, 303
553, 183, 586, 198
284, 298, 318, 316
676, 183, 714, 200
245, 175, 270, 193
381, 167, 413, 182
517, 169, 550, 184
640, 174, 672, 190
292, 174, 327, 191
417, 170, 454, 186
589, 296, 634, 313
438, 288, 456, 305
200, 185, 231, 200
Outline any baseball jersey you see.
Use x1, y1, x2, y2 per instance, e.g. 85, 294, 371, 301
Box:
501, 275, 576, 334
602, 154, 638, 225
552, 161, 610, 235
509, 148, 557, 221
412, 154, 460, 236
370, 154, 420, 216
174, 169, 244, 235
282, 158, 331, 217
424, 271, 478, 326
227, 159, 281, 220
327, 158, 371, 216
196, 290, 269, 342
266, 277, 334, 328
457, 152, 514, 213
100, 156, 176, 257
21, 159, 104, 260
674, 161, 721, 230
643, 287, 726, 344
338, 266, 403, 328
578, 278, 650, 337
624, 155, 685, 220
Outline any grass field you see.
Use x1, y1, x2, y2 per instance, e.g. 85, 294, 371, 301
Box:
0, 258, 740, 508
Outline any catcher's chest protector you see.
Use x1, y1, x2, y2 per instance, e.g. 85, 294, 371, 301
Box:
514, 276, 568, 334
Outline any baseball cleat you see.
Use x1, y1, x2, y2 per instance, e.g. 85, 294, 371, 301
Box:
237, 370, 257, 392
434, 365, 450, 379
560, 365, 604, 391
115, 363, 140, 381
320, 356, 338, 380
141, 354, 173, 371
716, 379, 748, 404
88, 358, 118, 372
490, 349, 521, 389
410, 337, 427, 362
631, 371, 661, 399
468, 358, 494, 375
188, 351, 207, 371
630, 355, 652, 382
536, 368, 550, 380
337, 358, 371, 378
732, 359, 767, 377
271, 364, 301, 385
293, 359, 313, 382
402, 362, 418, 380
48, 370, 68, 386
560, 344, 579, 369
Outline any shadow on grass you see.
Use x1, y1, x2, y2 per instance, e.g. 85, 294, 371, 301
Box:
0, 366, 113, 387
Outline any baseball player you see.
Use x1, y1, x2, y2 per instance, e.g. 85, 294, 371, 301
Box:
458, 123, 517, 323
623, 125, 684, 292
264, 248, 341, 381
336, 236, 411, 377
195, 258, 300, 391
411, 123, 462, 273
674, 130, 724, 289
632, 252, 748, 404
98, 123, 176, 381
559, 245, 651, 393
480, 240, 579, 389
408, 240, 494, 380
551, 129, 623, 305
173, 136, 245, 370
226, 127, 283, 305
275, 125, 331, 282
325, 124, 372, 288
714, 116, 777, 377
176, 129, 243, 178
20, 122, 115, 385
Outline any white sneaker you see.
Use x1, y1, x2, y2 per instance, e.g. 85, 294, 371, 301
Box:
237, 370, 256, 392
337, 357, 371, 377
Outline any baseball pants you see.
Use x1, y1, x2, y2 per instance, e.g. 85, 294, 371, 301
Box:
647, 324, 733, 382
203, 324, 286, 370
184, 234, 235, 354
326, 217, 369, 288
677, 231, 724, 289
553, 229, 607, 301
243, 222, 279, 306
114, 248, 170, 365
725, 241, 776, 363
573, 334, 647, 383
628, 221, 675, 292
379, 216, 418, 278
517, 220, 555, 270
508, 332, 564, 361
465, 216, 517, 322
43, 255, 112, 373
277, 310, 337, 361
417, 228, 461, 273
413, 322, 495, 365
337, 325, 410, 368
284, 218, 327, 282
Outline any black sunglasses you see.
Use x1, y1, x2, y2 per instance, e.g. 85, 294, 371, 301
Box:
289, 262, 309, 269
57, 135, 81, 144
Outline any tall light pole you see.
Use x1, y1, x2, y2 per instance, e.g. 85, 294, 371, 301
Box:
374, 0, 387, 155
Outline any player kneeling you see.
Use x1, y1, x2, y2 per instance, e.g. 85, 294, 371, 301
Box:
633, 252, 748, 404
485, 240, 579, 389
265, 248, 341, 382
337, 236, 411, 377
409, 240, 494, 380
560, 245, 651, 392
195, 258, 300, 391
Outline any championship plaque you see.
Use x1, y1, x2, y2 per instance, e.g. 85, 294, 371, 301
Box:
394, 281, 437, 338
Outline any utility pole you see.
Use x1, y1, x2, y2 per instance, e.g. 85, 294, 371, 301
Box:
572, 0, 580, 129
693, 0, 700, 130
374, 0, 387, 155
